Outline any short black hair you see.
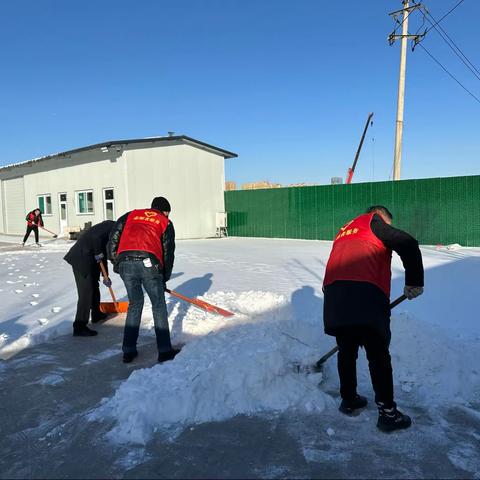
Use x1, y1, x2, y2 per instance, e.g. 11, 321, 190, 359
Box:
365, 205, 393, 220
151, 196, 171, 212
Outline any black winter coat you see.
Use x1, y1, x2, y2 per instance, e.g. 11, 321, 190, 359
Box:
323, 214, 424, 340
63, 221, 115, 276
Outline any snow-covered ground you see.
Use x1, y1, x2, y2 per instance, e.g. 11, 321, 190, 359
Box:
1, 236, 479, 476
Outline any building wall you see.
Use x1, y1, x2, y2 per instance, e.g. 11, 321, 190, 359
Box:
0, 141, 226, 239
0, 180, 5, 232
2, 177, 25, 233
124, 143, 225, 238
20, 150, 127, 236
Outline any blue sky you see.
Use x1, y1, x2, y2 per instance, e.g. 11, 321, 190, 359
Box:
0, 0, 478, 186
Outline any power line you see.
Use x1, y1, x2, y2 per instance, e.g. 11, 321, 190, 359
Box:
418, 43, 480, 104
422, 0, 466, 34
421, 8, 480, 80
414, 10, 426, 37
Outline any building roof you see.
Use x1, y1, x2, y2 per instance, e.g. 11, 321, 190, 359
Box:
0, 135, 237, 172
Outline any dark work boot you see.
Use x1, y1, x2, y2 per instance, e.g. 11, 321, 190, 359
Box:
91, 312, 109, 323
158, 348, 181, 363
339, 394, 368, 415
73, 325, 98, 337
377, 403, 412, 432
123, 351, 138, 364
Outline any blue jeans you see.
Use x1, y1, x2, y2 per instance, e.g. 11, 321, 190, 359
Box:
119, 259, 172, 355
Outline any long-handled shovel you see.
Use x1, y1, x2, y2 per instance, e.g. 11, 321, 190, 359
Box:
98, 261, 129, 314
97, 262, 234, 316
35, 224, 58, 238
295, 294, 407, 374
165, 288, 235, 317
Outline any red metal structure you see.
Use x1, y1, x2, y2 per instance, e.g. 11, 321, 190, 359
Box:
346, 112, 374, 184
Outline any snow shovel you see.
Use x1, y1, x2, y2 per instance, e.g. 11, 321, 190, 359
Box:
35, 224, 58, 238
165, 288, 235, 317
96, 262, 233, 316
295, 294, 407, 374
98, 261, 129, 314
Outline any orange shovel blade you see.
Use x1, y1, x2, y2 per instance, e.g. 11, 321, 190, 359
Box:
99, 301, 129, 314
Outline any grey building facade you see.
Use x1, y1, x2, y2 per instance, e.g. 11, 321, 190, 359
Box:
0, 135, 237, 239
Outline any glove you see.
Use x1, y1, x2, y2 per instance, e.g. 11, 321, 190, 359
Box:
113, 262, 119, 274
404, 286, 423, 300
103, 277, 112, 288
94, 253, 104, 263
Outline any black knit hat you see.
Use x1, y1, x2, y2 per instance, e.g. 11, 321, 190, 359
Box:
151, 196, 171, 212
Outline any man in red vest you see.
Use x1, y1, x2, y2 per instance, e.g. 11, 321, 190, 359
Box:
108, 197, 177, 364
22, 208, 43, 246
323, 205, 424, 432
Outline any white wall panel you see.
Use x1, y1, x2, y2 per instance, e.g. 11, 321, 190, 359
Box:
3, 177, 25, 234
124, 144, 225, 239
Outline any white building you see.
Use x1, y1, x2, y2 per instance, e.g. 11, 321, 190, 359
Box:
0, 135, 237, 239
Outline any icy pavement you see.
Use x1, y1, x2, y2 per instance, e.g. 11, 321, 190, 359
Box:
0, 317, 479, 479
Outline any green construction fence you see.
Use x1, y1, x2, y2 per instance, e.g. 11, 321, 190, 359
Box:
225, 175, 480, 247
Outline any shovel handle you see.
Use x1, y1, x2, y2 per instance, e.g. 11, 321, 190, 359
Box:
390, 294, 407, 309
99, 261, 118, 304
165, 288, 235, 317
35, 224, 58, 238
314, 294, 408, 370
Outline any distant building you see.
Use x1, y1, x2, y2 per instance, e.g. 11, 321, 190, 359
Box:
288, 183, 317, 187
225, 181, 237, 191
241, 181, 282, 190
331, 177, 343, 185
0, 135, 237, 239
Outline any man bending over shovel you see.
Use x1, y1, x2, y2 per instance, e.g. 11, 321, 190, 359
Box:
64, 220, 115, 336
323, 205, 424, 432
108, 196, 177, 364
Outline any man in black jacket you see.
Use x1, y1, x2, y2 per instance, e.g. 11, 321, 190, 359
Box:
64, 221, 115, 336
323, 205, 424, 432
108, 197, 177, 364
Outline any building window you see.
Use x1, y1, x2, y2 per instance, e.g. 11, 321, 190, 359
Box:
76, 190, 94, 214
103, 188, 115, 220
37, 194, 52, 215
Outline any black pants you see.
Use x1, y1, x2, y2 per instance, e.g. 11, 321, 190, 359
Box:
23, 225, 39, 243
72, 268, 102, 329
336, 328, 394, 407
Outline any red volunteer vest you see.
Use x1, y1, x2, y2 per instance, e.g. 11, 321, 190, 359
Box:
117, 209, 169, 265
323, 213, 392, 297
26, 212, 42, 227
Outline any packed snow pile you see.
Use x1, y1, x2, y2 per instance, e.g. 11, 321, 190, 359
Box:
94, 289, 480, 444
392, 313, 480, 407
91, 291, 334, 445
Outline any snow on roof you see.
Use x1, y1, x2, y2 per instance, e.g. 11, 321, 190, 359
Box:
0, 135, 237, 172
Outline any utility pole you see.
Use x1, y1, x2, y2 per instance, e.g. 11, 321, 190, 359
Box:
388, 1, 424, 180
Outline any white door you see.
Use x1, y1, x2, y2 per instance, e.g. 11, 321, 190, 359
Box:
103, 188, 115, 220
59, 193, 68, 234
